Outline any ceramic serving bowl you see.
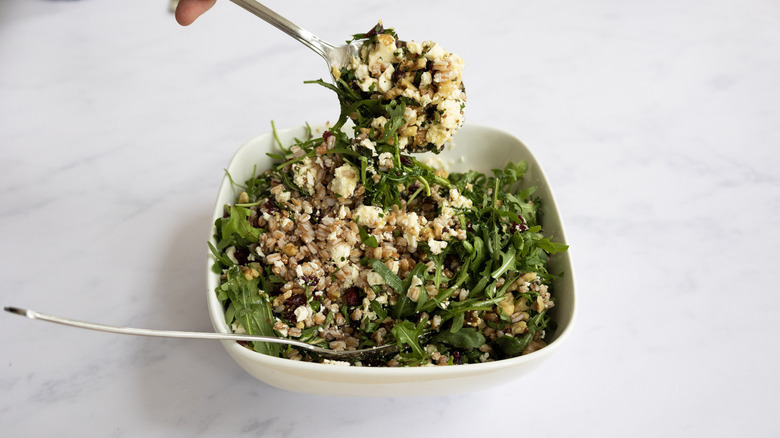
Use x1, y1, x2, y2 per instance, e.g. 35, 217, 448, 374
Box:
206, 124, 576, 397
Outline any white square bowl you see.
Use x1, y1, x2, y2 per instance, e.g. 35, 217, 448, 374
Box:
206, 124, 576, 397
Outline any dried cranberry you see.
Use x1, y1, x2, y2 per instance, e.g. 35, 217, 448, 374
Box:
511, 222, 529, 233
283, 294, 306, 322
301, 275, 319, 287
263, 199, 279, 214
364, 23, 384, 39
400, 155, 413, 167
510, 214, 528, 233
451, 350, 463, 365
233, 248, 249, 265
392, 67, 405, 82
343, 287, 362, 306
362, 357, 389, 368
285, 293, 306, 309
322, 130, 333, 140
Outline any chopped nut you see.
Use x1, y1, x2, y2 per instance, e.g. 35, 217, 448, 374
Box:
282, 243, 298, 256
511, 321, 528, 335
498, 293, 515, 317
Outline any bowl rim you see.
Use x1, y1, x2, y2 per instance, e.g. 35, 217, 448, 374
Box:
205, 122, 577, 374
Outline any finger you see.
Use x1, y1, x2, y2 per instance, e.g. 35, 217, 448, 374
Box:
175, 0, 217, 26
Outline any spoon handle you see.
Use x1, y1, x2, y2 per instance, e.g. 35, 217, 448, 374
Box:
4, 306, 306, 347
5, 306, 401, 361
229, 0, 334, 58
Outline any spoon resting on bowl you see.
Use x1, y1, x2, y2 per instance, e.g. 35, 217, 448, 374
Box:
4, 306, 398, 362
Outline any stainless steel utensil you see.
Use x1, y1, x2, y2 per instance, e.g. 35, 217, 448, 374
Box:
4, 306, 398, 362
229, 0, 359, 76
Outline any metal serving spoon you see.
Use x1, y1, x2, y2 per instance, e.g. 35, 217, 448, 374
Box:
4, 306, 398, 362
229, 0, 359, 76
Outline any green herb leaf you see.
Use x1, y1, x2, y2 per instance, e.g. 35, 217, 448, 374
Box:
491, 246, 517, 279
434, 327, 485, 349
368, 258, 404, 294
391, 319, 428, 360
536, 238, 569, 254
219, 266, 282, 357
359, 225, 379, 248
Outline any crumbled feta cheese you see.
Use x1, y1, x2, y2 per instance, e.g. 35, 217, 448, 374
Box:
367, 271, 385, 286
367, 33, 399, 67
354, 64, 377, 92
354, 204, 385, 229
274, 190, 291, 203
424, 42, 445, 61
399, 212, 422, 250
428, 239, 448, 255
426, 124, 449, 147
378, 152, 394, 171
294, 305, 313, 322
322, 359, 352, 366
358, 138, 378, 156
438, 98, 464, 130
377, 65, 395, 93
292, 157, 319, 195
386, 259, 399, 275
225, 246, 239, 264
231, 322, 247, 334
406, 40, 423, 55
330, 163, 359, 198
330, 242, 351, 268
407, 275, 423, 302
448, 188, 472, 209
419, 71, 432, 88
370, 116, 388, 131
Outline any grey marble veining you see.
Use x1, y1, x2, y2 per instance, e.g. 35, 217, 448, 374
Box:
1, 0, 778, 436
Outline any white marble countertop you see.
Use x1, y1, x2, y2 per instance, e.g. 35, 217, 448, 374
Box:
2, 0, 778, 436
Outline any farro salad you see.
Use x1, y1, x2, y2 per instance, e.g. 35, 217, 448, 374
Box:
319, 22, 466, 153
209, 25, 567, 367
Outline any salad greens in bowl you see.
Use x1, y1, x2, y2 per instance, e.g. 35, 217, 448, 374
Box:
205, 23, 573, 396
206, 123, 575, 396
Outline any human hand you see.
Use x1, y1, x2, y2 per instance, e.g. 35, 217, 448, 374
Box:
175, 0, 217, 26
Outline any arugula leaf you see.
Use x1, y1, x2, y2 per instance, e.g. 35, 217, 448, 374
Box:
218, 266, 282, 357
391, 318, 428, 360
434, 327, 485, 349
491, 246, 517, 279
536, 238, 569, 254
359, 225, 379, 248
367, 258, 404, 294
214, 205, 263, 251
